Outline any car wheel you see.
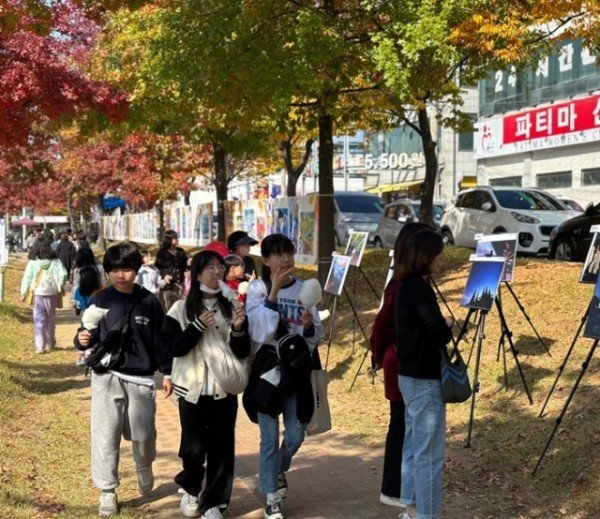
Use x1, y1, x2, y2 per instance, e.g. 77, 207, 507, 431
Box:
493, 227, 506, 234
373, 237, 384, 249
441, 229, 454, 245
554, 237, 576, 261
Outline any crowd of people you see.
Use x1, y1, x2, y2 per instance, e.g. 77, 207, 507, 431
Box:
19, 225, 453, 519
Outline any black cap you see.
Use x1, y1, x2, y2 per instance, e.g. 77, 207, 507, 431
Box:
227, 231, 258, 250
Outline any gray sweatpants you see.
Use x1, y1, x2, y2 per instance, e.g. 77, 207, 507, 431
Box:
91, 372, 157, 490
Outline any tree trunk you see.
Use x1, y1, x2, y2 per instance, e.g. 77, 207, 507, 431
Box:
317, 111, 335, 286
214, 144, 228, 242
156, 200, 165, 244
282, 138, 314, 197
417, 108, 437, 227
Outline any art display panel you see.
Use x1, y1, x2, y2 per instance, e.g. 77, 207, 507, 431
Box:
460, 256, 506, 311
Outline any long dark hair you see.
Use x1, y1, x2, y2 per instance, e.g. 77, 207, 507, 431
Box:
75, 247, 95, 268
260, 233, 294, 339
260, 233, 295, 293
185, 250, 232, 322
395, 229, 444, 280
78, 265, 101, 297
35, 241, 57, 260
392, 223, 433, 281
161, 230, 178, 250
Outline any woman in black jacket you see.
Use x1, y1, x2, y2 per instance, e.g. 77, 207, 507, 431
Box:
394, 229, 453, 519
155, 230, 188, 311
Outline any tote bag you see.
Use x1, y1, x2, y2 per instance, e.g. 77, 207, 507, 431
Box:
306, 369, 332, 436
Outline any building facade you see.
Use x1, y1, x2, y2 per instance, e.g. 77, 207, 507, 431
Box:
475, 39, 600, 207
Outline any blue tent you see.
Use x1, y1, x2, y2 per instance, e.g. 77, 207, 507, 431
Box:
102, 196, 127, 211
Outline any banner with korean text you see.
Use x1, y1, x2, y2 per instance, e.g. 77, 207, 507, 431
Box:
474, 93, 600, 159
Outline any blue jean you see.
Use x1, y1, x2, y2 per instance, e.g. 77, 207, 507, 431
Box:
398, 375, 446, 519
257, 393, 306, 493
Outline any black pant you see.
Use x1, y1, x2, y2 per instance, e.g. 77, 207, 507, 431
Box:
381, 400, 405, 498
176, 395, 238, 513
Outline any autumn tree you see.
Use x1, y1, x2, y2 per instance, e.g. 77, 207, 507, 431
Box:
0, 0, 127, 152
371, 0, 600, 225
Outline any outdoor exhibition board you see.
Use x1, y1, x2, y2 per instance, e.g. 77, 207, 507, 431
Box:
0, 220, 7, 265
101, 202, 213, 246
579, 224, 600, 283
324, 254, 352, 297
460, 256, 506, 311
224, 195, 319, 264
344, 231, 369, 268
475, 232, 518, 282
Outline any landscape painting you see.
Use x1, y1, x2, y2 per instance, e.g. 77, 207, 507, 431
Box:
580, 232, 600, 284
344, 231, 369, 267
324, 254, 351, 297
460, 257, 506, 311
475, 233, 518, 282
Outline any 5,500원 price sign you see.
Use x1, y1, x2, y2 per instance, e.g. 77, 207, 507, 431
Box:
364, 152, 425, 170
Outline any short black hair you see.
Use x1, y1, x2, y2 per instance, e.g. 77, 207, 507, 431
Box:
103, 242, 143, 273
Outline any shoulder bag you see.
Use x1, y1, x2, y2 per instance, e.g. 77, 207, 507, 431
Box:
201, 326, 249, 395
26, 267, 47, 306
85, 300, 136, 373
439, 345, 472, 404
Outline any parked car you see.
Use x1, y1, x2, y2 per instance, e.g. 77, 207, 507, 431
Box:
373, 199, 444, 248
332, 191, 383, 246
549, 203, 600, 261
440, 187, 580, 255
558, 196, 585, 213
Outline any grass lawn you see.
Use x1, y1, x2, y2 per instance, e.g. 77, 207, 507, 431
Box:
0, 246, 599, 518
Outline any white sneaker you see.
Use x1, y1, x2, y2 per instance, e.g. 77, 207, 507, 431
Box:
98, 491, 118, 516
179, 489, 200, 518
264, 501, 284, 519
380, 493, 402, 507
202, 507, 224, 519
137, 466, 154, 495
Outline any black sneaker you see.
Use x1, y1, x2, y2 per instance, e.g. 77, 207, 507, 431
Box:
264, 501, 284, 519
276, 472, 287, 498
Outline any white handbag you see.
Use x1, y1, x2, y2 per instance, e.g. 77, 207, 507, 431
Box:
306, 369, 332, 436
201, 326, 249, 395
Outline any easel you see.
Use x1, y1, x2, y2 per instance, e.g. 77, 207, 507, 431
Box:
538, 302, 591, 418
324, 286, 371, 372
496, 281, 551, 357
456, 300, 533, 448
533, 337, 599, 474
348, 264, 380, 354
431, 276, 469, 344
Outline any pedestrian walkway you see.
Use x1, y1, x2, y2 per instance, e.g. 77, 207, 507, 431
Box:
54, 308, 456, 519
145, 394, 400, 519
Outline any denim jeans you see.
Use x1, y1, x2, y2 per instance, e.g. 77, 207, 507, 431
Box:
398, 375, 446, 519
257, 393, 306, 493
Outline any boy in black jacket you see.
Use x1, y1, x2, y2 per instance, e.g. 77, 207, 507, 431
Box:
75, 243, 168, 517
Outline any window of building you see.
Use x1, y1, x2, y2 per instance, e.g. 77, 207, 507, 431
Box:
458, 114, 477, 151
489, 176, 522, 187
536, 171, 572, 190
582, 168, 600, 186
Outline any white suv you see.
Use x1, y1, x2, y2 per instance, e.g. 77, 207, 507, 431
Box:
440, 187, 580, 255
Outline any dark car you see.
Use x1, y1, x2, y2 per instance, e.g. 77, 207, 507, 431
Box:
549, 203, 600, 261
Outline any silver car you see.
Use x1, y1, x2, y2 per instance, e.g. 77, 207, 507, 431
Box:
373, 200, 443, 248
333, 191, 383, 246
